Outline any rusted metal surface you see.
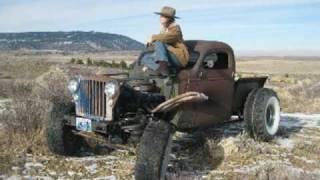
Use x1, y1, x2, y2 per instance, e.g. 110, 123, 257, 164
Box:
175, 41, 236, 129
232, 76, 268, 114
152, 91, 208, 113
184, 40, 235, 72
73, 40, 268, 130
80, 75, 111, 81
77, 78, 109, 120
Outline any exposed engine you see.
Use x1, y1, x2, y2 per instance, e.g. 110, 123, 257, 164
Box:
109, 78, 166, 143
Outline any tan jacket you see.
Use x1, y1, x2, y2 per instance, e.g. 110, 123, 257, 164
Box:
151, 23, 189, 67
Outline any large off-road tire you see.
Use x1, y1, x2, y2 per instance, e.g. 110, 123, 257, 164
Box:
46, 102, 83, 155
243, 88, 259, 137
135, 120, 175, 180
244, 88, 280, 141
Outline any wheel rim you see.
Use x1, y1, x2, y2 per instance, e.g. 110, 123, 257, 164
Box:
265, 97, 280, 135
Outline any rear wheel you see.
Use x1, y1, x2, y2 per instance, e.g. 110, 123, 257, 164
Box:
243, 89, 259, 137
244, 88, 280, 141
135, 120, 175, 180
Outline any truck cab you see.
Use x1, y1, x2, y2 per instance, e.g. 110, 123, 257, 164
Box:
175, 41, 236, 129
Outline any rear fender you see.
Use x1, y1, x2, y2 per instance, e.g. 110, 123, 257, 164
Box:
232, 76, 268, 115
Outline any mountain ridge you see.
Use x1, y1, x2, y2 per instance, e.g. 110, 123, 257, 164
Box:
0, 31, 144, 52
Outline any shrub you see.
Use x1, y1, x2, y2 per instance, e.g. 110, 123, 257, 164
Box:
1, 67, 72, 136
1, 81, 48, 135
70, 58, 76, 64
128, 63, 135, 69
111, 60, 119, 68
86, 58, 93, 65
94, 60, 114, 68
120, 60, 128, 69
0, 80, 14, 98
284, 73, 290, 78
76, 59, 84, 64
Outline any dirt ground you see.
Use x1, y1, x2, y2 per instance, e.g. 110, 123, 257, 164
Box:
0, 113, 319, 179
0, 52, 320, 179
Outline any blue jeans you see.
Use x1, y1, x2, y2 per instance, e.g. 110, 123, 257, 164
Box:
141, 41, 182, 71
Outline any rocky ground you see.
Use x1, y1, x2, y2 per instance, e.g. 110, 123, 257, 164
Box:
0, 110, 320, 180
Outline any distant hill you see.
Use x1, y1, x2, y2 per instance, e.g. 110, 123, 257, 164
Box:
0, 31, 144, 52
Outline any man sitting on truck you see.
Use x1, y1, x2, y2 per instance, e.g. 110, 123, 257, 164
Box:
141, 6, 189, 76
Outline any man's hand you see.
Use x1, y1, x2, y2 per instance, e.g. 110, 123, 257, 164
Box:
142, 65, 148, 72
145, 37, 153, 47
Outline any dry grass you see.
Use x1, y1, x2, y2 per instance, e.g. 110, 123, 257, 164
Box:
272, 75, 320, 113
237, 58, 320, 75
1, 81, 46, 133
0, 67, 74, 174
0, 50, 138, 65
0, 58, 51, 80
0, 130, 48, 174
0, 52, 319, 178
237, 59, 320, 113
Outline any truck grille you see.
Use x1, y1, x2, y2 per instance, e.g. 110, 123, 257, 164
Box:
76, 79, 107, 120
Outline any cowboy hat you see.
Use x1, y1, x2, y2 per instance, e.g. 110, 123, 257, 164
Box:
154, 6, 180, 19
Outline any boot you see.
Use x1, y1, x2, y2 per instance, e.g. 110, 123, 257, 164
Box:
156, 61, 169, 76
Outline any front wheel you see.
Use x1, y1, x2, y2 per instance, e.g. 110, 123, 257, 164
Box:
135, 120, 175, 180
244, 88, 281, 141
45, 102, 84, 155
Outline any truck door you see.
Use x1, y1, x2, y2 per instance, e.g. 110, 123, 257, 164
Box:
187, 51, 235, 127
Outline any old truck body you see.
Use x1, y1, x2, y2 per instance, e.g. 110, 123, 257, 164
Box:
47, 40, 280, 180
64, 40, 268, 133
175, 40, 268, 129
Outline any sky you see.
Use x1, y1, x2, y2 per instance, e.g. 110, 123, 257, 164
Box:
0, 0, 319, 56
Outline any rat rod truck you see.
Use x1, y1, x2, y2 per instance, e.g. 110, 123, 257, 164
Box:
46, 40, 280, 180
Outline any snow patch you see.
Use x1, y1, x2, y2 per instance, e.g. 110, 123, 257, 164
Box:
276, 138, 295, 151
94, 175, 117, 180
280, 113, 320, 128
85, 163, 98, 174
24, 162, 44, 170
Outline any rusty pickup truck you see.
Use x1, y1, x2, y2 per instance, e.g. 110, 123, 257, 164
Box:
46, 40, 280, 180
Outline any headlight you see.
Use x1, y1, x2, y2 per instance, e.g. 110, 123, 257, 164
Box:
104, 80, 119, 97
72, 94, 79, 101
68, 79, 80, 93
